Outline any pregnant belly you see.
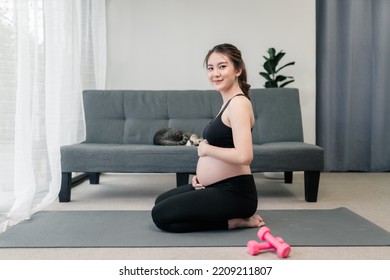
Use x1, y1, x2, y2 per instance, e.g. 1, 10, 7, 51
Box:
196, 156, 251, 186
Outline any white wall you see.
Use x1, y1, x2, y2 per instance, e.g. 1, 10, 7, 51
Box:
106, 0, 316, 143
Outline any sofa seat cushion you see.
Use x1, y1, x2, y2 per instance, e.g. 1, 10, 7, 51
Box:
61, 143, 198, 173
251, 142, 324, 172
61, 142, 323, 174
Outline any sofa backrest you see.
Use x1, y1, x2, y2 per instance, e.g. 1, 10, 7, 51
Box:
250, 88, 304, 144
82, 88, 303, 145
83, 90, 222, 144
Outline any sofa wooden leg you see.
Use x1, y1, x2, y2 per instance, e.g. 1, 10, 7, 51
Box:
176, 173, 190, 187
88, 172, 100, 184
59, 172, 72, 202
304, 171, 320, 202
284, 171, 293, 183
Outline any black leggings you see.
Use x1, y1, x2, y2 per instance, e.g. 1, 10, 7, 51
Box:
151, 174, 258, 233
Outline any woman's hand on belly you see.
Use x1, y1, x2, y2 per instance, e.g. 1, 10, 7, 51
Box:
197, 139, 209, 157
192, 175, 205, 190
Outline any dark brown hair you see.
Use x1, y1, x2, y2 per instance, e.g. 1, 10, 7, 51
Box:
204, 43, 251, 97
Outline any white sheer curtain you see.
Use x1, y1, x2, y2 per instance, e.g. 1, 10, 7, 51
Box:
0, 0, 106, 233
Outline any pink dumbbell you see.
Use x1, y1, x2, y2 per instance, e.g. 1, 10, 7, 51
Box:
257, 226, 291, 258
247, 237, 285, 255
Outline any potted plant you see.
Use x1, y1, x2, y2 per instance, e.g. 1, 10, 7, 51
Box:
259, 48, 295, 88
260, 48, 295, 180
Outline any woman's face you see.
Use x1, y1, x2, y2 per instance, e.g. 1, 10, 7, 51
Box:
206, 52, 241, 93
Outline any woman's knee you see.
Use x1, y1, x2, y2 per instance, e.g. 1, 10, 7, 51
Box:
151, 205, 164, 228
154, 184, 194, 205
151, 206, 175, 232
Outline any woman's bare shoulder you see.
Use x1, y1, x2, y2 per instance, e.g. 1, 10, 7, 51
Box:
229, 95, 253, 111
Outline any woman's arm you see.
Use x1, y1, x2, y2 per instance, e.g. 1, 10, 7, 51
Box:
197, 96, 254, 165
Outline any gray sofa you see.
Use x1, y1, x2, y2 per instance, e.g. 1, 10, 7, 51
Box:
60, 88, 324, 202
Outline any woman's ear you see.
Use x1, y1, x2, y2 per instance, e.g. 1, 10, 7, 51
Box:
236, 68, 242, 77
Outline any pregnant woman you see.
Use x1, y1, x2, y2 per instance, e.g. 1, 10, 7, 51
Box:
151, 43, 264, 233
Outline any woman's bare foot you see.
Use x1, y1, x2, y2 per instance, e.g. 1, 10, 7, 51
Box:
228, 213, 265, 229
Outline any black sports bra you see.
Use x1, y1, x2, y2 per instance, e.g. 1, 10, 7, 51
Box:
203, 94, 247, 148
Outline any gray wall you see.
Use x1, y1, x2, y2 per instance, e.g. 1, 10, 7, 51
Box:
106, 0, 316, 143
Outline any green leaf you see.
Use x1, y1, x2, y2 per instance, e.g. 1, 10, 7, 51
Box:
280, 80, 295, 88
263, 61, 273, 74
274, 51, 286, 65
275, 75, 287, 82
267, 48, 276, 59
270, 60, 278, 73
259, 72, 271, 81
276, 61, 295, 73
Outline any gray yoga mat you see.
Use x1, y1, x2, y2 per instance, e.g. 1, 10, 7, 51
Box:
0, 207, 389, 248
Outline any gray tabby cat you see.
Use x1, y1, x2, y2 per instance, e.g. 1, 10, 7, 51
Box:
153, 128, 203, 146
